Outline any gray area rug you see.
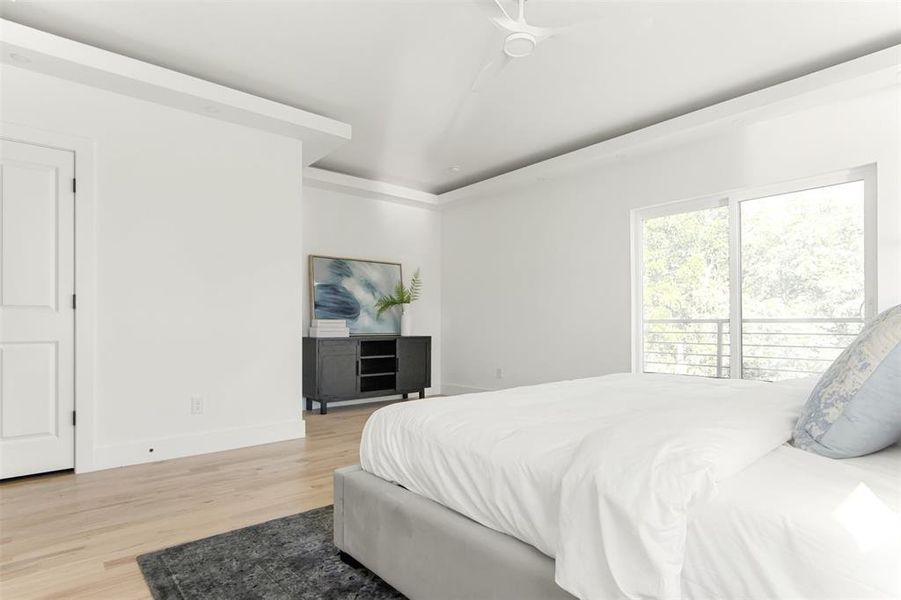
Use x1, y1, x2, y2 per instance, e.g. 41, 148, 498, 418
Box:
137, 505, 405, 599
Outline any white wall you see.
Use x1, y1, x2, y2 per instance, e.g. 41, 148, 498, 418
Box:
1, 65, 306, 470
302, 184, 442, 401
442, 86, 901, 394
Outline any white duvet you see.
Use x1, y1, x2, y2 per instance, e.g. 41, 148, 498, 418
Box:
361, 373, 900, 600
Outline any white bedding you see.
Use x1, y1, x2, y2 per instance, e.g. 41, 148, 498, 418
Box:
684, 444, 901, 599
360, 373, 901, 600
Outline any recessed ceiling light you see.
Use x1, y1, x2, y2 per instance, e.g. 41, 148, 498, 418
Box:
203, 105, 221, 114
448, 166, 461, 173
9, 53, 30, 64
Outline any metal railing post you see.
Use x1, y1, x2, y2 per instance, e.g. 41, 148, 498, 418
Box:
715, 320, 724, 378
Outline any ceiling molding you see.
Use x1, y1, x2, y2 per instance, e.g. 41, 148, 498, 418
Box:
0, 19, 351, 165
437, 44, 901, 206
305, 167, 440, 208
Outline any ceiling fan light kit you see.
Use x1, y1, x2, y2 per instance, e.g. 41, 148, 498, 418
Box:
503, 32, 537, 58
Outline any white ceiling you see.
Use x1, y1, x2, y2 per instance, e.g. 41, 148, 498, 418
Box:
1, 1, 899, 193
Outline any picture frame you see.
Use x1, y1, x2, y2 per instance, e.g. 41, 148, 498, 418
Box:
308, 255, 403, 335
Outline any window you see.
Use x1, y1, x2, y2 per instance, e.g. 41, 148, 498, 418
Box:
633, 166, 875, 381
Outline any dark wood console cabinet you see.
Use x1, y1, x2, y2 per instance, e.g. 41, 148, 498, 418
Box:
302, 336, 431, 414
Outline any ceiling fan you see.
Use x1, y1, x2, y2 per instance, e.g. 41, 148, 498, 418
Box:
440, 0, 584, 162
469, 0, 563, 92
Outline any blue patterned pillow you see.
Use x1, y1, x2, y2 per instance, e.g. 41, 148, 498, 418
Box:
792, 305, 901, 458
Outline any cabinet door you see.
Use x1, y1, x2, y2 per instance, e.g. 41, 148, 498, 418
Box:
318, 341, 358, 398
396, 338, 430, 392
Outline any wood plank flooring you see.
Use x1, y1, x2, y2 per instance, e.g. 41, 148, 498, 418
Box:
0, 402, 390, 599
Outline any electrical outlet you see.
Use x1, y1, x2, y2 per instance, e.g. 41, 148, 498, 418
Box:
495, 368, 504, 379
190, 395, 203, 415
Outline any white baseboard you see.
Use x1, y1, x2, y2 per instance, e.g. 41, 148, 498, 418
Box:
441, 382, 493, 396
89, 419, 306, 472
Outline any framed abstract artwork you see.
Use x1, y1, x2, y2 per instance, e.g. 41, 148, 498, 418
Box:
309, 255, 403, 335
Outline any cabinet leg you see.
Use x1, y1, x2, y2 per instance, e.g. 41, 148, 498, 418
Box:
305, 397, 312, 411
320, 400, 328, 415
419, 390, 425, 399
402, 393, 408, 400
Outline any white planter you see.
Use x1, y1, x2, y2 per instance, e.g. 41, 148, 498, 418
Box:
401, 310, 413, 336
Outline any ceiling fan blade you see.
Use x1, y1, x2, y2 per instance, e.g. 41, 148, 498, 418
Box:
470, 53, 512, 92
442, 51, 511, 144
491, 15, 521, 34
493, 0, 600, 46
491, 13, 568, 44
521, 21, 566, 41
491, 0, 515, 23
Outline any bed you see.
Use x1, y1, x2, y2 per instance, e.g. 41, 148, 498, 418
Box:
333, 373, 901, 600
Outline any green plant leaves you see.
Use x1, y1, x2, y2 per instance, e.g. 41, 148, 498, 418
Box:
374, 269, 422, 318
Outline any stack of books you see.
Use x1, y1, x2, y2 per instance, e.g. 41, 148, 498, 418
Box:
309, 319, 350, 338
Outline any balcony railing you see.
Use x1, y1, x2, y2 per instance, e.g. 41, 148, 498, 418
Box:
643, 317, 864, 381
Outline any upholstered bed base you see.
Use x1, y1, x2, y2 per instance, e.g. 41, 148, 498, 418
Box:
333, 465, 576, 600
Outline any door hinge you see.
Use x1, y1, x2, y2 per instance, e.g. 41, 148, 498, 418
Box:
72, 178, 77, 193
72, 411, 77, 426
72, 294, 77, 310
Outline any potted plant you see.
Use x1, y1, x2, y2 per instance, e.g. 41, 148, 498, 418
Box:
375, 269, 421, 336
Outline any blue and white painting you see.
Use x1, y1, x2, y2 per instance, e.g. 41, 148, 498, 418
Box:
310, 256, 402, 335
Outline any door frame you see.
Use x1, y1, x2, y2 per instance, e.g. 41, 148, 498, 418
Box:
1, 122, 97, 473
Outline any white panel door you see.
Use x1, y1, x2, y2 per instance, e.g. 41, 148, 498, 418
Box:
0, 139, 75, 478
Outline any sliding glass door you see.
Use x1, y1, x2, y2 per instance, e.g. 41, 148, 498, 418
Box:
738, 181, 867, 380
641, 203, 731, 378
634, 166, 875, 381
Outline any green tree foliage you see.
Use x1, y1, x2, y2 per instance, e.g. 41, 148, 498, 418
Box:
741, 183, 865, 320
643, 206, 729, 321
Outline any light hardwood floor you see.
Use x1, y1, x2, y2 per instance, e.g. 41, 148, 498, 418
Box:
0, 402, 390, 599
